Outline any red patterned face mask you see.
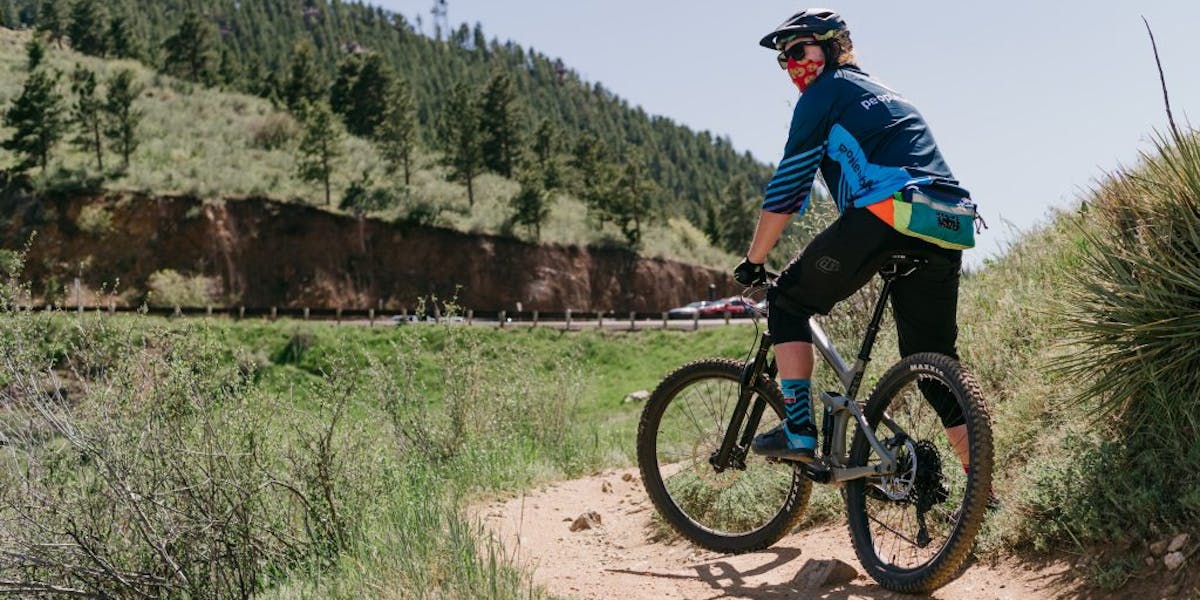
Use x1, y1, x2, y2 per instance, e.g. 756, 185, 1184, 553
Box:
787, 57, 825, 93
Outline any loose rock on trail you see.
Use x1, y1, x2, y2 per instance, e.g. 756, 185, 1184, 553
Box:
474, 467, 1089, 599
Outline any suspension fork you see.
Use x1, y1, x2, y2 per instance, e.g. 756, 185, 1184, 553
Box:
710, 332, 775, 472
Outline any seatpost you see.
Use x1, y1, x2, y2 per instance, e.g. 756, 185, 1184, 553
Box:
857, 277, 896, 364
844, 274, 898, 399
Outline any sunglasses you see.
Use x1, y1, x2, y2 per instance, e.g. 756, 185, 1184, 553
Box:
776, 41, 819, 69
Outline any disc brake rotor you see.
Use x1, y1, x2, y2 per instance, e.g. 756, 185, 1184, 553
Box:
874, 438, 917, 501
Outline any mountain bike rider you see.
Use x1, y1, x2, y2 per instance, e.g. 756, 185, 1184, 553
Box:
732, 9, 977, 475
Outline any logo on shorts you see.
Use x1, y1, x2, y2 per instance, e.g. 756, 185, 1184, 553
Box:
816, 256, 841, 273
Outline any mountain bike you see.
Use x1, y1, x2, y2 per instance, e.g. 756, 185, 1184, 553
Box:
636, 253, 993, 593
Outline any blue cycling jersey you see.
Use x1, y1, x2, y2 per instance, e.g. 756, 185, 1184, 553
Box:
763, 64, 960, 215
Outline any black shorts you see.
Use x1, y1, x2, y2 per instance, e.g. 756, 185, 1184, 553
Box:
768, 207, 964, 426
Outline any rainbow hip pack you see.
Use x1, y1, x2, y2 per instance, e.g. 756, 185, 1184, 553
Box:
866, 181, 978, 250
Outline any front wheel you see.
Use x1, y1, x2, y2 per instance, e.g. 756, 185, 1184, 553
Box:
637, 359, 812, 553
845, 353, 994, 593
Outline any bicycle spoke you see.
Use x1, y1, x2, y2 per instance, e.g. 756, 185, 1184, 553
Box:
856, 373, 969, 572
647, 361, 802, 540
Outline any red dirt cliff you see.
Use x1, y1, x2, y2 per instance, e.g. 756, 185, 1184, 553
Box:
2, 194, 740, 312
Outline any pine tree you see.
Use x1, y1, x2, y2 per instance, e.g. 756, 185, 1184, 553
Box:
296, 101, 343, 206
717, 178, 758, 253
530, 118, 562, 190
67, 0, 108, 57
436, 82, 483, 207
107, 13, 140, 60
572, 134, 615, 226
163, 9, 218, 85
25, 37, 45, 71
376, 77, 417, 185
3, 67, 66, 173
608, 151, 657, 248
330, 52, 394, 137
35, 0, 67, 48
282, 39, 325, 113
509, 175, 551, 239
103, 69, 142, 170
702, 198, 721, 245
328, 53, 360, 119
70, 64, 104, 171
478, 71, 522, 178
1, 0, 19, 29
218, 46, 243, 89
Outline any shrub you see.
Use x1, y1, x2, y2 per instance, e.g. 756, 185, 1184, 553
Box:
0, 316, 387, 598
1051, 129, 1200, 538
1057, 130, 1200, 445
250, 112, 300, 150
145, 268, 218, 307
75, 203, 114, 237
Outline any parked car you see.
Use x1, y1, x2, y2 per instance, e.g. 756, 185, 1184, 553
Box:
667, 300, 711, 319
698, 296, 757, 317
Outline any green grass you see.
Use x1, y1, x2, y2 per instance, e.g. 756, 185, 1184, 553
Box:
0, 298, 770, 597
0, 27, 737, 269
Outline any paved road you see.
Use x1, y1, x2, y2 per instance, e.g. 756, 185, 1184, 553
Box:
389, 317, 761, 331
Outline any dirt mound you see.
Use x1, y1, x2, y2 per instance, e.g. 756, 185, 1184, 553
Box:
474, 467, 1084, 599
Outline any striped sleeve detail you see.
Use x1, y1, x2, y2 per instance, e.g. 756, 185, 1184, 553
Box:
762, 145, 823, 214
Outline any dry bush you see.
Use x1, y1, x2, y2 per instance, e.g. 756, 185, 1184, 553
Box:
145, 269, 220, 307
0, 312, 385, 598
250, 113, 300, 151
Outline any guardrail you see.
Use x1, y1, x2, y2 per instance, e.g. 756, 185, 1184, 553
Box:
10, 304, 760, 331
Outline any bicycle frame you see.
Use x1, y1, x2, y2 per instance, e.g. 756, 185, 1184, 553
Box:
711, 256, 926, 485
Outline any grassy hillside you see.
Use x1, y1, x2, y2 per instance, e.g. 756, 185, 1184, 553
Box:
0, 27, 747, 269
3, 159, 1199, 596
2, 0, 776, 224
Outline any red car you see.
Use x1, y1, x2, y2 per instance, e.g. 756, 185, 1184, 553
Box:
697, 296, 757, 317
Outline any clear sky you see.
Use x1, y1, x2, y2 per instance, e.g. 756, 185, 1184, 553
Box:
374, 0, 1199, 263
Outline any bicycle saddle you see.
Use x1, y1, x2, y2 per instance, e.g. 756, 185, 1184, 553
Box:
879, 254, 927, 278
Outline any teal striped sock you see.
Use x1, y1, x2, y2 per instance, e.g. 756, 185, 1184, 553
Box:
780, 378, 816, 450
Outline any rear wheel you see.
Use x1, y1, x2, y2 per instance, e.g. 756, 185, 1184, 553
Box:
845, 353, 993, 593
637, 359, 811, 553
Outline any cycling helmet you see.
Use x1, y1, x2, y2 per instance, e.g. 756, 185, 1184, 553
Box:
759, 9, 847, 49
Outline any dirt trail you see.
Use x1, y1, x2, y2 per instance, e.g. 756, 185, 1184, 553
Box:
474, 467, 1083, 599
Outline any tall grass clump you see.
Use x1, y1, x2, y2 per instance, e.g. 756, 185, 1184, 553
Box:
1042, 129, 1200, 542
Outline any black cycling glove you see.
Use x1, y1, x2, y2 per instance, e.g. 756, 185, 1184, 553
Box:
733, 257, 767, 286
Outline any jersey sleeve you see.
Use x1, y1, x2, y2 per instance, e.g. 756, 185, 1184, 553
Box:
762, 91, 832, 216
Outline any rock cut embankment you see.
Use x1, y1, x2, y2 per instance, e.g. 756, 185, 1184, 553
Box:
2, 194, 739, 312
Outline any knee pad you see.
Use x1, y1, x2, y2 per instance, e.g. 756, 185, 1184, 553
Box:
767, 287, 814, 344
